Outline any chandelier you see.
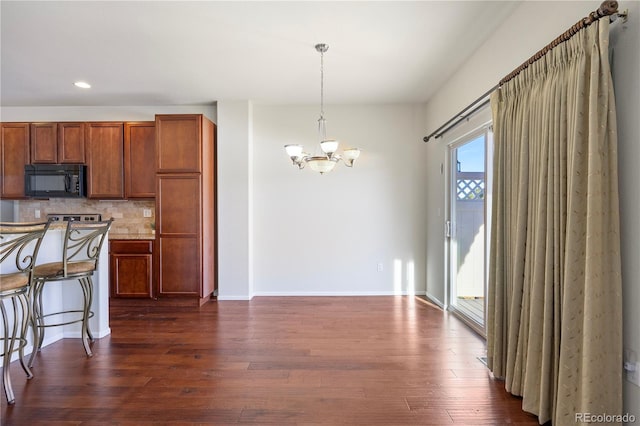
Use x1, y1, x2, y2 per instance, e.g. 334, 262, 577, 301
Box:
284, 43, 360, 174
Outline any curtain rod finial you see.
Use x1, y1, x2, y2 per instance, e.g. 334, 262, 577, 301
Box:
599, 1, 619, 16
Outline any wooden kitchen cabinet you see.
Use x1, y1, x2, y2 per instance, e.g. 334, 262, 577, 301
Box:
30, 122, 85, 164
155, 114, 216, 303
110, 239, 153, 298
156, 115, 202, 173
0, 123, 30, 199
124, 122, 155, 198
156, 175, 201, 296
86, 122, 124, 199
58, 122, 86, 163
30, 123, 57, 163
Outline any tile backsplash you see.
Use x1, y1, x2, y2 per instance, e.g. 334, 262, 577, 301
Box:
17, 199, 155, 235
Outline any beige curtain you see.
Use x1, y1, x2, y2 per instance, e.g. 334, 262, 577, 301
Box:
487, 19, 622, 425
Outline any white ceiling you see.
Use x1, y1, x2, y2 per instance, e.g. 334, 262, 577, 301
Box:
0, 1, 519, 107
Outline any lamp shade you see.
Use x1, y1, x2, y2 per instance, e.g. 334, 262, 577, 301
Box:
342, 148, 360, 161
307, 157, 338, 174
285, 144, 304, 158
320, 139, 339, 155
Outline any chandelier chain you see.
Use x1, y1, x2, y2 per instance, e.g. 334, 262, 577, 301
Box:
320, 48, 324, 119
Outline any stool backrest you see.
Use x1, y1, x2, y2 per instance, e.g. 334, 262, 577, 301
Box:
62, 219, 113, 276
0, 221, 51, 282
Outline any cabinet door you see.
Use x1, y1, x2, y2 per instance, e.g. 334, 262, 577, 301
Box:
157, 236, 200, 296
110, 240, 153, 298
86, 122, 124, 199
58, 122, 86, 163
156, 174, 200, 235
156, 174, 202, 296
1, 123, 30, 199
124, 122, 155, 198
156, 114, 201, 173
30, 123, 58, 163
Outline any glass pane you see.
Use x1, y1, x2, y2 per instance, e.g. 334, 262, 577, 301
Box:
31, 174, 66, 191
451, 134, 485, 325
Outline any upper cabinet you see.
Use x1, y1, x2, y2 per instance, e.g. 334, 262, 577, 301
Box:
156, 115, 201, 173
58, 123, 86, 163
0, 123, 30, 199
31, 122, 86, 164
30, 123, 57, 163
86, 122, 124, 199
124, 122, 155, 199
3, 119, 157, 200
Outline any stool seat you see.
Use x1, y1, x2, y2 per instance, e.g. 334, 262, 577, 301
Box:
33, 260, 96, 280
0, 272, 29, 292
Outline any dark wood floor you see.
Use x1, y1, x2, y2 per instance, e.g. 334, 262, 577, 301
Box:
1, 296, 540, 425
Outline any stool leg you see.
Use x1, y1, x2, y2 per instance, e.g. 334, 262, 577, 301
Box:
28, 281, 45, 368
26, 285, 39, 371
78, 277, 93, 357
16, 292, 33, 380
1, 299, 17, 405
84, 276, 94, 342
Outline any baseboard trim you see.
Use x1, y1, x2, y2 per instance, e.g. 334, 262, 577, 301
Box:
217, 295, 253, 301
425, 292, 445, 309
251, 291, 427, 297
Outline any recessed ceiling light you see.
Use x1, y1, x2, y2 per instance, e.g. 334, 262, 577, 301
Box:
74, 81, 91, 89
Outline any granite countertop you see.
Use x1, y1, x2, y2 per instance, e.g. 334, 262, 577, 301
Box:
4, 221, 155, 240
108, 232, 155, 240
44, 223, 155, 240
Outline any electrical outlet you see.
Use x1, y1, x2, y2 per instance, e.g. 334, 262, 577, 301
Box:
624, 349, 639, 387
377, 263, 383, 272
34, 209, 40, 219
143, 208, 152, 218
625, 361, 640, 386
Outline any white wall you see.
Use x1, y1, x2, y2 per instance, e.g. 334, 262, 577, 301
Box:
424, 0, 639, 419
424, 129, 447, 305
216, 101, 254, 300
251, 103, 428, 296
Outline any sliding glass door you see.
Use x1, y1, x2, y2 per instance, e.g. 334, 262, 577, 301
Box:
448, 129, 491, 329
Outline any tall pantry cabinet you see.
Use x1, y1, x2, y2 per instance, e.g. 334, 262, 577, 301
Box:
155, 114, 216, 304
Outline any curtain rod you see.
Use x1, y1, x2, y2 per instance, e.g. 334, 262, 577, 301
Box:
422, 85, 496, 143
423, 0, 626, 144
500, 0, 622, 85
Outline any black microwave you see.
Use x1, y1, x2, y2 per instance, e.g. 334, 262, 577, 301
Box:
24, 164, 87, 198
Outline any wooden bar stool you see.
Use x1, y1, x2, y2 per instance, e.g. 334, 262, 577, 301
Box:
0, 221, 50, 405
29, 218, 112, 367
